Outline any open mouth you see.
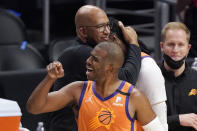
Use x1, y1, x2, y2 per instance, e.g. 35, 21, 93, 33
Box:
86, 65, 94, 72
86, 67, 94, 78
87, 68, 93, 72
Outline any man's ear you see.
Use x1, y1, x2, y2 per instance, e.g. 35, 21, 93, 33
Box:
188, 43, 191, 50
106, 64, 114, 73
187, 43, 192, 54
160, 42, 164, 52
78, 27, 87, 38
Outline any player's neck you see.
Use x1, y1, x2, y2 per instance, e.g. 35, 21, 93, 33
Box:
95, 78, 122, 98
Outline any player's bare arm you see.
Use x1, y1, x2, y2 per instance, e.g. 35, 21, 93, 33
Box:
26, 61, 84, 114
129, 88, 165, 131
129, 88, 155, 125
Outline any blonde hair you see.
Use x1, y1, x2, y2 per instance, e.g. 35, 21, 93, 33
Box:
161, 22, 190, 42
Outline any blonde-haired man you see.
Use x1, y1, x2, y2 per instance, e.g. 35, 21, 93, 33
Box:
160, 22, 197, 131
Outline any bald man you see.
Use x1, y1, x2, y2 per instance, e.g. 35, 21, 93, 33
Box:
75, 5, 110, 46
47, 5, 141, 131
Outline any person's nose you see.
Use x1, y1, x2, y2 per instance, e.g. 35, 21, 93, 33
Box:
172, 45, 179, 53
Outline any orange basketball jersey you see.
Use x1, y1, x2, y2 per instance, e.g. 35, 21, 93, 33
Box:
141, 52, 150, 59
77, 81, 143, 131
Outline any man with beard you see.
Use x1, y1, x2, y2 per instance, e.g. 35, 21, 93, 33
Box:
160, 22, 197, 131
27, 42, 164, 131
47, 5, 141, 131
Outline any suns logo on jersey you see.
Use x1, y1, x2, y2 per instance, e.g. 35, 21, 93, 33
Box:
89, 108, 116, 130
188, 89, 197, 96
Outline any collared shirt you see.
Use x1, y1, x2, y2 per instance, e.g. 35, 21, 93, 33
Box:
160, 63, 197, 131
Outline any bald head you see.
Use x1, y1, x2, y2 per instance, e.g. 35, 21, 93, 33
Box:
75, 5, 107, 27
95, 41, 124, 70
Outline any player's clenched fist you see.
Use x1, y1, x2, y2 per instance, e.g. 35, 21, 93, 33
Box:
46, 61, 64, 79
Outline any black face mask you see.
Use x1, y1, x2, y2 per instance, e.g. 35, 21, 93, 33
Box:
163, 54, 186, 69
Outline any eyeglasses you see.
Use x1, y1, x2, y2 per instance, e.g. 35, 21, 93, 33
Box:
83, 23, 111, 33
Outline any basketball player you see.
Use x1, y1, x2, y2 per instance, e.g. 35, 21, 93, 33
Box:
27, 42, 164, 131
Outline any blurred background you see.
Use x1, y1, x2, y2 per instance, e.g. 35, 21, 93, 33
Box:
2, 0, 195, 130
0, 0, 178, 61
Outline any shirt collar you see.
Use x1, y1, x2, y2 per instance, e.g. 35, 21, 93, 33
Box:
161, 61, 189, 81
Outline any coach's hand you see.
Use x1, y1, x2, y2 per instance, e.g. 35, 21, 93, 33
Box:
119, 21, 139, 47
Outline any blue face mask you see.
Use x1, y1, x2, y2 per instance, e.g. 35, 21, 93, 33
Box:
163, 54, 186, 69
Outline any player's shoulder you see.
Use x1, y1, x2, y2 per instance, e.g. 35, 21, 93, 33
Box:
68, 81, 85, 88
130, 87, 146, 101
141, 56, 156, 65
141, 57, 161, 73
129, 87, 151, 109
63, 81, 85, 92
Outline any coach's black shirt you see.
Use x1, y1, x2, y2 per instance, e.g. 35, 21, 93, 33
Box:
160, 63, 197, 131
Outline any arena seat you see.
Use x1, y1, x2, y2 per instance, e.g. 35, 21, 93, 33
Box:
48, 38, 77, 61
0, 43, 47, 71
0, 8, 27, 44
